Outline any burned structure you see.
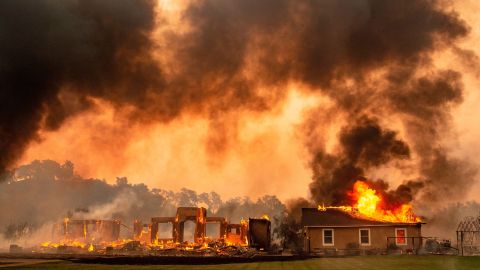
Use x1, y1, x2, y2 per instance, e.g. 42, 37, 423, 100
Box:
135, 207, 266, 249
206, 217, 227, 242
225, 222, 248, 246
37, 207, 271, 255
150, 207, 207, 244
302, 208, 424, 255
457, 216, 480, 256
248, 218, 271, 250
52, 219, 121, 243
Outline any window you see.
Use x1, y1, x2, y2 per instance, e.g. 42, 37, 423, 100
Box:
359, 229, 370, 246
322, 229, 334, 246
395, 228, 407, 245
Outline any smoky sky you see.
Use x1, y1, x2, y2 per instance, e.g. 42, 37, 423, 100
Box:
309, 117, 411, 205
0, 0, 477, 207
0, 0, 162, 172
0, 160, 286, 243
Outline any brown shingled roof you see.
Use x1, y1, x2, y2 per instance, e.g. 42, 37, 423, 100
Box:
301, 208, 423, 227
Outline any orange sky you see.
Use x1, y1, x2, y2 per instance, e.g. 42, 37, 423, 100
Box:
18, 1, 480, 202
20, 87, 321, 200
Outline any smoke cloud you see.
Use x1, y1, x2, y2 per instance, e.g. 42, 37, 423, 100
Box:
309, 117, 410, 205
0, 0, 162, 172
1, 160, 285, 246
0, 0, 478, 239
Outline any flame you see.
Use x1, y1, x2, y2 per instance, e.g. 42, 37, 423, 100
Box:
350, 181, 380, 217
348, 180, 420, 223
319, 180, 420, 223
40, 239, 88, 249
88, 244, 94, 252
261, 214, 270, 221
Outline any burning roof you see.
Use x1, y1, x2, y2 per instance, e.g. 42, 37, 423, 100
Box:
302, 208, 422, 228
314, 180, 421, 224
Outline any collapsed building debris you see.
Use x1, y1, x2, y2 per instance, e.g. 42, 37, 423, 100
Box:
26, 207, 270, 257
52, 219, 121, 243
225, 222, 248, 246
206, 217, 227, 242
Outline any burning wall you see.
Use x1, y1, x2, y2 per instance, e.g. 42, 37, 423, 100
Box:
53, 219, 121, 243
151, 207, 207, 244
149, 207, 252, 247
38, 207, 267, 254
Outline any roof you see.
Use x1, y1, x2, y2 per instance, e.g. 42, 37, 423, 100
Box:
301, 208, 422, 228
457, 216, 480, 232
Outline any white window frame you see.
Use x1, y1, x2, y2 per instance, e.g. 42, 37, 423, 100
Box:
358, 228, 371, 246
395, 228, 408, 246
322, 229, 334, 246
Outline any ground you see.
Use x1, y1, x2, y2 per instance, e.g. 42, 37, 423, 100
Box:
1, 256, 480, 270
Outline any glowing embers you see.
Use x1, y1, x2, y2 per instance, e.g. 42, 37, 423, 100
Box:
36, 207, 271, 255
318, 180, 421, 223
53, 219, 121, 243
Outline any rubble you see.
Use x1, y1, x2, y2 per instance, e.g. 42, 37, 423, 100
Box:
24, 207, 272, 258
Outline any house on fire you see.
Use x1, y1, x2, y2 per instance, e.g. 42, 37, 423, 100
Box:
302, 208, 424, 254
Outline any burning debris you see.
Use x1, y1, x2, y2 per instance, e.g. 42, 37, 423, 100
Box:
224, 221, 248, 247
40, 218, 123, 254
15, 207, 271, 257
52, 218, 121, 243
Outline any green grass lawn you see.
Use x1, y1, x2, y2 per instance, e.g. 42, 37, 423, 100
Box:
5, 256, 480, 270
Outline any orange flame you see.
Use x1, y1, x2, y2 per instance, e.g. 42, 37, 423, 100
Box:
348, 180, 420, 223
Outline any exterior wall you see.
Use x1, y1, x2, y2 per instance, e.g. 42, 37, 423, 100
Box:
305, 225, 421, 253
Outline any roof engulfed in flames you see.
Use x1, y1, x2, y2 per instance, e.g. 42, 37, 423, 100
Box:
318, 180, 421, 223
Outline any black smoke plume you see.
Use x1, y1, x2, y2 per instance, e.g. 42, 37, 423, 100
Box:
309, 117, 410, 205
0, 0, 476, 212
0, 0, 162, 172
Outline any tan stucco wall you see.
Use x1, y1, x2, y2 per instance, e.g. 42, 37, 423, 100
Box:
304, 225, 421, 252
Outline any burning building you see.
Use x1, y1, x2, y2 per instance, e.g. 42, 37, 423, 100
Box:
150, 207, 207, 245
302, 180, 424, 255
149, 207, 252, 247
52, 218, 121, 243
302, 208, 423, 255
35, 206, 271, 255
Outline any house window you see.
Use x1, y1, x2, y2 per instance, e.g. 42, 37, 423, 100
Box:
395, 228, 407, 245
322, 229, 334, 246
359, 229, 370, 245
